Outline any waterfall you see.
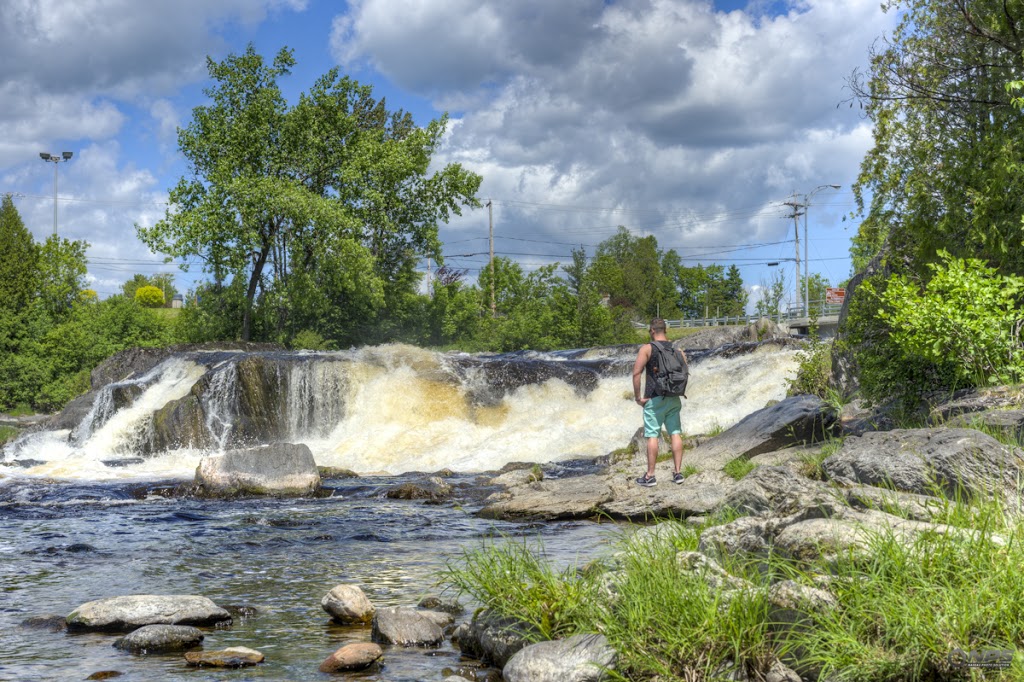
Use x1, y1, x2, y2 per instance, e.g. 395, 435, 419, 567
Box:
1, 342, 801, 479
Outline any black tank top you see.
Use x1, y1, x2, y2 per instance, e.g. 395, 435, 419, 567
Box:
644, 341, 674, 399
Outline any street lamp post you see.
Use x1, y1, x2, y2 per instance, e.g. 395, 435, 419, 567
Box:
803, 183, 840, 317
39, 151, 73, 237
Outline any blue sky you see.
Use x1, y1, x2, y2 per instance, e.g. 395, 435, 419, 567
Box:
0, 0, 895, 310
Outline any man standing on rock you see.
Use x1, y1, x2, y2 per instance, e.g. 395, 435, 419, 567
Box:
632, 318, 687, 487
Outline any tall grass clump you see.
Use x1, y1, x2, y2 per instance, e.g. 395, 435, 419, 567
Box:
783, 503, 1024, 681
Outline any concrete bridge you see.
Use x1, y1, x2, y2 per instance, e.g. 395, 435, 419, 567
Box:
652, 302, 842, 337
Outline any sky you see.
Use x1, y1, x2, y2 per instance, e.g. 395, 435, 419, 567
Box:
0, 0, 897, 313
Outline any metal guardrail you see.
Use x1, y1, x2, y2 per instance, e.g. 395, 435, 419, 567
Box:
635, 302, 843, 329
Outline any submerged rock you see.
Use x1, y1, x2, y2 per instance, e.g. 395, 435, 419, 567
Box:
194, 443, 321, 496
112, 624, 204, 653
451, 610, 538, 668
185, 646, 264, 667
66, 595, 231, 632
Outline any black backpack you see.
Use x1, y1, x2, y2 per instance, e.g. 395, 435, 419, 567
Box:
650, 341, 689, 398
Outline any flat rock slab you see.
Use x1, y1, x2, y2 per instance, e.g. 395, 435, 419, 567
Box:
478, 470, 734, 521
944, 409, 1024, 442
185, 646, 264, 667
67, 595, 231, 632
113, 624, 204, 653
371, 606, 443, 647
679, 395, 837, 472
319, 642, 383, 673
195, 443, 321, 496
822, 428, 1024, 503
503, 633, 616, 682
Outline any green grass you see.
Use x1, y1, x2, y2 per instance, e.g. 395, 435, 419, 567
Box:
6, 403, 35, 417
0, 425, 19, 444
151, 307, 181, 320
443, 493, 1024, 681
798, 437, 844, 480
723, 458, 756, 480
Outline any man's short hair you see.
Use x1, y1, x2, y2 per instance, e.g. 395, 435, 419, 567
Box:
649, 318, 667, 333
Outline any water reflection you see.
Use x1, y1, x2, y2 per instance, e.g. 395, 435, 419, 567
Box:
0, 476, 622, 681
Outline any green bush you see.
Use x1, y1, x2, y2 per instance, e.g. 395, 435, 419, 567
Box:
134, 285, 165, 308
875, 251, 1024, 387
290, 329, 332, 350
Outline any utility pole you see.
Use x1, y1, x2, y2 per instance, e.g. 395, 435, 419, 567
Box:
782, 194, 804, 314
487, 199, 495, 317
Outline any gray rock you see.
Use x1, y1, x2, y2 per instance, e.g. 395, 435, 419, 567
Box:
417, 595, 463, 614
502, 633, 616, 682
676, 551, 754, 593
321, 584, 375, 624
674, 321, 789, 350
766, 659, 803, 682
452, 610, 538, 668
844, 485, 950, 522
418, 609, 455, 629
944, 409, 1024, 443
185, 646, 264, 667
679, 395, 838, 473
698, 516, 773, 564
720, 465, 838, 516
929, 386, 1024, 423
822, 428, 1024, 504
384, 476, 453, 502
371, 606, 443, 647
478, 475, 614, 520
67, 595, 231, 632
195, 443, 321, 496
112, 624, 204, 653
600, 470, 734, 519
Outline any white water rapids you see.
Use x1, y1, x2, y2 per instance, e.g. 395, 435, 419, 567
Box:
2, 342, 800, 480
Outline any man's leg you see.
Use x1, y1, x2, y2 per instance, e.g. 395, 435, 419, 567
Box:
670, 433, 683, 473
646, 436, 659, 477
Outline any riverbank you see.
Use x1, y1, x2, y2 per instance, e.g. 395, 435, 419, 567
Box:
439, 386, 1024, 680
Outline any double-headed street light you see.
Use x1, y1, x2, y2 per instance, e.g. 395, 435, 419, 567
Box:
803, 183, 840, 317
39, 151, 73, 237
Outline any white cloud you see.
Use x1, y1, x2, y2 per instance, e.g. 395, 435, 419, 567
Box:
337, 0, 892, 286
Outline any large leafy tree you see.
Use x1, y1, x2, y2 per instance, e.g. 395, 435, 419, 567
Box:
139, 45, 481, 342
850, 0, 1024, 274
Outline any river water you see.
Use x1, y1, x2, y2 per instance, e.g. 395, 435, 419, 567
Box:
0, 342, 799, 681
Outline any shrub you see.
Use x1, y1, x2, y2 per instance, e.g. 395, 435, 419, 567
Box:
134, 285, 165, 308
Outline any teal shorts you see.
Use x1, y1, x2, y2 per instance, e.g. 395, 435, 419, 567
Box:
643, 395, 682, 438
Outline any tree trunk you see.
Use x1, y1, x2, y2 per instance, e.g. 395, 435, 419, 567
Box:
242, 246, 270, 342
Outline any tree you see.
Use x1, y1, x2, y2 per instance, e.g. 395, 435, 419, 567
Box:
755, 270, 787, 319
135, 285, 165, 308
139, 44, 480, 342
37, 235, 89, 319
0, 194, 38, 313
850, 0, 1024, 275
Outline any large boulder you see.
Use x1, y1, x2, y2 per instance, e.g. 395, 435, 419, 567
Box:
674, 321, 789, 350
679, 395, 838, 472
194, 443, 321, 496
503, 633, 616, 682
720, 465, 838, 516
112, 624, 204, 653
66, 595, 231, 632
821, 428, 1024, 504
371, 606, 443, 647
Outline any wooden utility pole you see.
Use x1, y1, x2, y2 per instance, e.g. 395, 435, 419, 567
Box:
487, 199, 495, 317
782, 194, 805, 313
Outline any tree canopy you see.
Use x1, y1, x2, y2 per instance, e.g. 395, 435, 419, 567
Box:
139, 44, 481, 342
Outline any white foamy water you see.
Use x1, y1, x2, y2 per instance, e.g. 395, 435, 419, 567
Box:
2, 343, 800, 479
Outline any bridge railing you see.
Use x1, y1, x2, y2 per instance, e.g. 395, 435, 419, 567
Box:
634, 301, 843, 329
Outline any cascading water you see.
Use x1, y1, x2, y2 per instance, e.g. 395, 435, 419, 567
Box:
2, 341, 801, 480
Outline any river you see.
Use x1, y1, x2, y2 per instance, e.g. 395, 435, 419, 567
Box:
0, 341, 799, 681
